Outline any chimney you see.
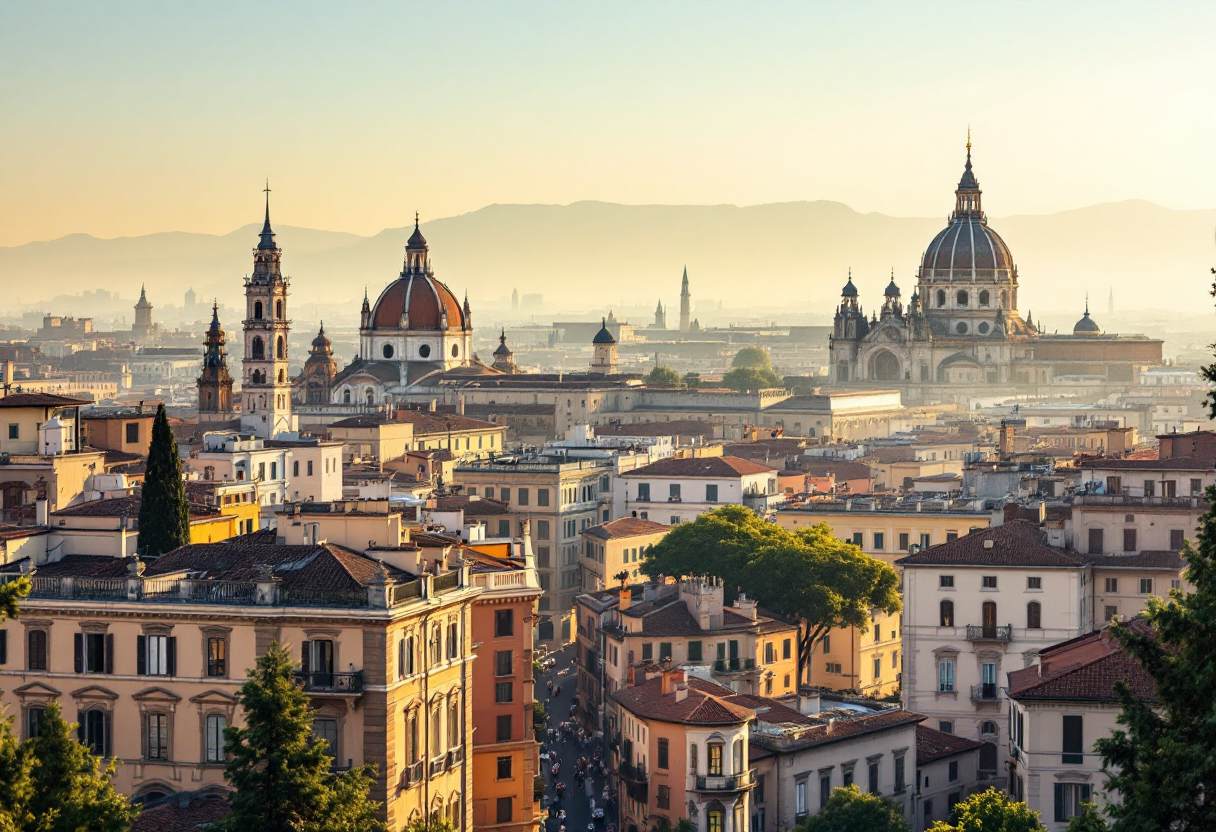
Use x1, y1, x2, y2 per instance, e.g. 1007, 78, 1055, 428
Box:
999, 420, 1014, 460
619, 586, 632, 611
797, 692, 821, 715
458, 395, 466, 416
429, 399, 438, 413
35, 498, 48, 526
659, 659, 682, 695
732, 592, 758, 620
674, 682, 688, 702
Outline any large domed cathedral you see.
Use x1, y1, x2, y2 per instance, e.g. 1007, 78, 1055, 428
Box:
330, 217, 499, 405
829, 139, 1161, 401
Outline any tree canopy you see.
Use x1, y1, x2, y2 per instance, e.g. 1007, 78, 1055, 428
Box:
796, 785, 908, 832
681, 372, 701, 390
645, 365, 683, 386
721, 365, 785, 392
137, 403, 190, 556
731, 347, 773, 370
221, 642, 384, 832
1066, 804, 1109, 832
641, 507, 901, 684
403, 814, 457, 832
927, 788, 1045, 832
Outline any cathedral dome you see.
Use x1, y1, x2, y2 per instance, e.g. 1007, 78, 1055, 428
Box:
370, 275, 466, 331
310, 323, 333, 353
1073, 307, 1101, 336
841, 275, 859, 297
592, 319, 616, 344
921, 219, 1014, 276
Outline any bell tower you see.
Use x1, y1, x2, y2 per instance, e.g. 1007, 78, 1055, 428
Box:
240, 184, 295, 439
198, 302, 234, 422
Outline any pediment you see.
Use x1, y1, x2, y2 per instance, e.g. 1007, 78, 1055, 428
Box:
132, 686, 183, 703
189, 689, 239, 706
13, 681, 61, 698
70, 684, 119, 700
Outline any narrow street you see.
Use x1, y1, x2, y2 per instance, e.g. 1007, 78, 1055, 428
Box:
539, 645, 610, 832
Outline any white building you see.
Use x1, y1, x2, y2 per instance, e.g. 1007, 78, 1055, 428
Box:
615, 456, 779, 524
266, 435, 345, 503
182, 432, 290, 517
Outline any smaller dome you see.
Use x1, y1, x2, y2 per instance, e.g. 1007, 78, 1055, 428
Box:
311, 323, 332, 350
841, 275, 858, 298
592, 318, 616, 344
407, 215, 427, 249
1073, 309, 1101, 336
884, 278, 900, 297
494, 329, 512, 357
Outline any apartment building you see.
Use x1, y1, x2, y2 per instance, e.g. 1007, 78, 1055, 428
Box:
81, 408, 157, 455
266, 435, 345, 503
580, 517, 670, 592
615, 456, 780, 524
0, 540, 479, 830
326, 412, 506, 465
181, 432, 291, 513
914, 726, 985, 831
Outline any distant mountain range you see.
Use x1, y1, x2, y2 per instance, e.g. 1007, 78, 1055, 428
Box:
2, 200, 1213, 317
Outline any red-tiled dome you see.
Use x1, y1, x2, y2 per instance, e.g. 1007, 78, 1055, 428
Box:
370, 274, 466, 331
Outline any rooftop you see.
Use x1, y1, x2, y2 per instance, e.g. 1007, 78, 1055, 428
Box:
1007, 628, 1156, 703
583, 517, 671, 540
895, 521, 1085, 568
916, 725, 986, 764
0, 392, 91, 408
620, 455, 776, 479
612, 674, 754, 725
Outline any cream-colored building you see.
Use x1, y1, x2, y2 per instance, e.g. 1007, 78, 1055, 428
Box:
580, 517, 670, 592
616, 456, 780, 524
327, 412, 505, 465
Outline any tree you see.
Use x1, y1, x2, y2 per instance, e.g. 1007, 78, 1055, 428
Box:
1066, 804, 1109, 832
645, 365, 682, 386
403, 814, 457, 832
0, 575, 29, 626
721, 365, 784, 392
682, 372, 701, 390
137, 403, 190, 556
641, 509, 901, 684
23, 702, 138, 832
731, 347, 772, 370
927, 788, 1045, 832
797, 785, 908, 832
221, 643, 384, 832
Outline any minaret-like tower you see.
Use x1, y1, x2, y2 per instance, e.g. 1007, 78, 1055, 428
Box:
299, 322, 338, 404
590, 318, 618, 374
133, 285, 155, 342
240, 185, 295, 438
654, 300, 666, 329
679, 266, 691, 333
492, 329, 518, 374
198, 302, 234, 420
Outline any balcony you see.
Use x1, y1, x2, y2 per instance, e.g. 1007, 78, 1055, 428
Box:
965, 625, 1012, 643
447, 746, 464, 768
295, 670, 364, 694
619, 760, 649, 784
970, 683, 1001, 703
1074, 494, 1207, 509
400, 760, 424, 789
713, 658, 757, 674
693, 770, 755, 793
430, 755, 448, 778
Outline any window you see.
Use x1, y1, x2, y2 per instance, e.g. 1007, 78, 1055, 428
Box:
205, 714, 226, 763
1088, 528, 1105, 554
940, 599, 954, 627
637, 483, 651, 501
940, 575, 954, 588
689, 742, 698, 773
641, 643, 653, 661
304, 639, 334, 686
75, 632, 111, 674
825, 662, 842, 674
657, 738, 669, 769
1062, 715, 1084, 764
920, 533, 932, 548
948, 760, 959, 782
708, 742, 723, 775
125, 422, 140, 444
497, 519, 510, 537
981, 575, 997, 589
783, 638, 791, 660
938, 658, 955, 692
518, 488, 529, 506
899, 532, 909, 551
688, 641, 702, 662
26, 707, 44, 739
873, 532, 884, 550
1191, 478, 1203, 495
822, 635, 831, 654
656, 785, 671, 810
939, 721, 953, 734
894, 756, 905, 793
1171, 529, 1185, 549
448, 698, 460, 749
27, 629, 47, 671
307, 460, 313, 476
82, 709, 109, 756
1027, 602, 1042, 629
536, 546, 550, 568
447, 622, 459, 659
818, 774, 831, 809
206, 636, 227, 677
497, 755, 512, 779
1123, 528, 1137, 552
765, 642, 776, 664
138, 634, 176, 676
659, 642, 672, 661
496, 797, 513, 824
1104, 577, 1118, 593
500, 488, 510, 502
537, 488, 550, 506
1027, 576, 1042, 589
946, 532, 959, 542
733, 738, 744, 773
1143, 479, 1155, 497
842, 765, 854, 788
1105, 605, 1118, 622
851, 532, 864, 547
496, 715, 512, 742
7, 425, 17, 440
1139, 578, 1154, 595
707, 808, 724, 832
536, 520, 550, 540
495, 682, 513, 703
668, 483, 681, 500
795, 779, 808, 815
495, 609, 513, 638
924, 800, 934, 826
956, 289, 969, 306
868, 761, 879, 794
706, 484, 718, 503
1055, 783, 1093, 823
293, 460, 299, 477
892, 650, 899, 668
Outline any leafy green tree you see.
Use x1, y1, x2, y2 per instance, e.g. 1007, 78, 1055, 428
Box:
796, 785, 908, 832
731, 347, 772, 370
927, 788, 1045, 832
1066, 803, 1109, 832
645, 365, 682, 386
721, 365, 785, 392
0, 575, 28, 633
24, 701, 138, 832
221, 643, 385, 832
404, 814, 457, 832
682, 372, 701, 390
0, 712, 35, 832
137, 404, 190, 556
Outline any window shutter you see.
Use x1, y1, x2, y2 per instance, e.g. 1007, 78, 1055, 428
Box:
1081, 784, 1092, 803
76, 710, 84, 742
167, 637, 177, 676
1053, 784, 1065, 823
137, 635, 147, 675
301, 641, 311, 675
104, 634, 114, 674
74, 633, 83, 673
103, 711, 112, 758
0, 629, 7, 665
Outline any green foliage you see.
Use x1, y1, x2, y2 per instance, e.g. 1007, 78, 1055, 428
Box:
645, 365, 683, 386
641, 508, 901, 684
731, 347, 772, 370
533, 700, 547, 739
682, 372, 701, 390
1094, 482, 1216, 832
221, 643, 385, 832
796, 785, 908, 832
0, 714, 35, 832
721, 365, 785, 392
927, 788, 1045, 832
0, 576, 29, 631
403, 814, 457, 832
24, 702, 138, 832
137, 404, 190, 556
1066, 803, 1109, 832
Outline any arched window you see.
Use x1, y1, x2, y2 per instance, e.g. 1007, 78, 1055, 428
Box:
251, 337, 265, 360
452, 344, 460, 358
732, 737, 744, 773
83, 708, 109, 756
706, 800, 725, 832
936, 289, 947, 308
431, 626, 443, 666
939, 599, 954, 627
957, 290, 969, 306
448, 697, 460, 748
278, 369, 285, 383
365, 388, 375, 406
275, 300, 282, 319
1027, 601, 1042, 629
430, 705, 443, 756
979, 289, 990, 307
398, 639, 407, 680
343, 389, 351, 404
1000, 289, 1008, 308
982, 600, 998, 638
276, 336, 285, 360
707, 741, 724, 775
406, 710, 420, 762
980, 720, 998, 738
254, 301, 263, 320
383, 344, 394, 359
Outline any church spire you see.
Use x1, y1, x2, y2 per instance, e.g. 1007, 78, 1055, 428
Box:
258, 180, 277, 251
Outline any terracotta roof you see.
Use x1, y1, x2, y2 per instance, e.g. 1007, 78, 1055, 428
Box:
1008, 638, 1156, 703
1079, 458, 1216, 471
620, 456, 776, 479
583, 517, 671, 540
50, 496, 219, 520
594, 420, 722, 438
636, 602, 703, 637
434, 496, 512, 516
1086, 551, 1185, 570
1, 554, 133, 578
143, 541, 410, 589
131, 793, 230, 832
0, 393, 91, 408
743, 705, 924, 751
916, 725, 985, 764
612, 674, 753, 725
0, 525, 49, 541
895, 521, 1085, 568
796, 460, 873, 481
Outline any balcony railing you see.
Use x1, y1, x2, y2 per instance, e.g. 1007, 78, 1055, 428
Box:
619, 760, 648, 784
970, 683, 1000, 702
1074, 494, 1207, 509
295, 671, 364, 694
281, 587, 368, 607
713, 658, 757, 673
430, 755, 448, 778
693, 770, 755, 792
447, 746, 464, 768
401, 760, 424, 788
966, 625, 1012, 643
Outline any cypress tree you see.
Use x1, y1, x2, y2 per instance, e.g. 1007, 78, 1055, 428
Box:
137, 403, 190, 556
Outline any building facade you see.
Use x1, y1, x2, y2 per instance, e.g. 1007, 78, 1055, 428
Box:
239, 194, 294, 439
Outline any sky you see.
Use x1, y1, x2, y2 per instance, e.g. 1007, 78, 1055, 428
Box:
1, 1, 1214, 247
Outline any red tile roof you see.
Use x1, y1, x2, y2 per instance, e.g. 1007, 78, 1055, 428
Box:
895, 521, 1085, 568
0, 393, 91, 408
144, 541, 410, 590
1079, 458, 1216, 471
1007, 635, 1156, 703
620, 456, 776, 479
434, 496, 512, 516
916, 725, 985, 764
51, 496, 219, 520
583, 517, 671, 540
131, 794, 230, 832
612, 674, 754, 725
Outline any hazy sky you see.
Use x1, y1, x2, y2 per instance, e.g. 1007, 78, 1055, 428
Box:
2, 1, 1213, 246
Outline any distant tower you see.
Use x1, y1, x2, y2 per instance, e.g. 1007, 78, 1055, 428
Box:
511, 288, 519, 311
133, 285, 155, 342
197, 302, 234, 420
679, 266, 691, 333
492, 329, 518, 374
1108, 288, 1114, 316
590, 318, 618, 374
184, 287, 197, 310
298, 322, 337, 404
653, 300, 666, 329
240, 185, 295, 439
